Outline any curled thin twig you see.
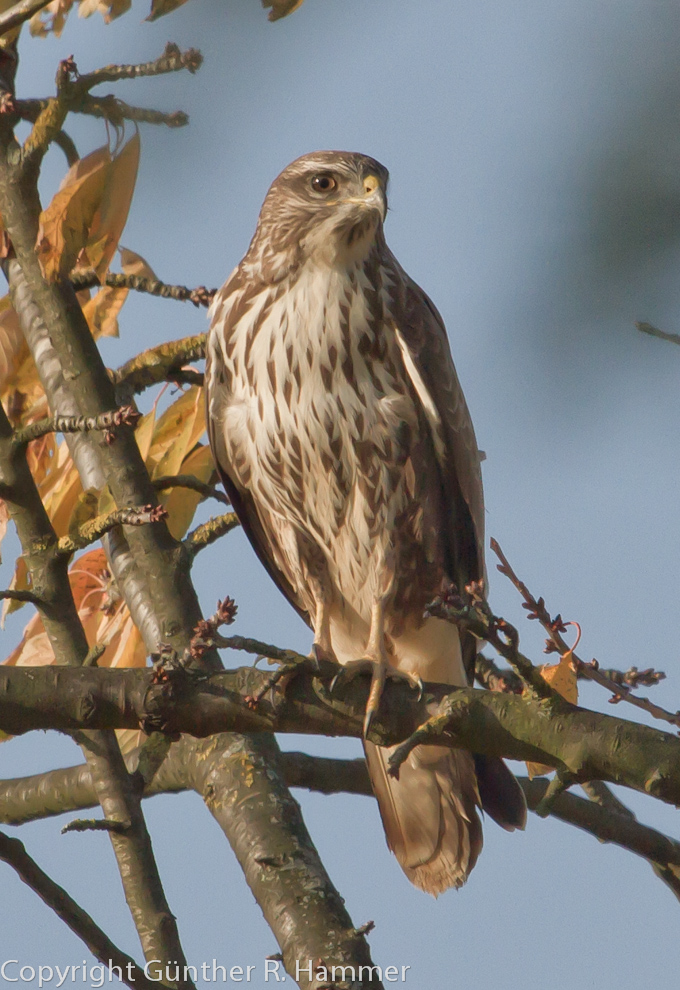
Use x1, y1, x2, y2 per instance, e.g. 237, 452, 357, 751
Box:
490, 538, 680, 730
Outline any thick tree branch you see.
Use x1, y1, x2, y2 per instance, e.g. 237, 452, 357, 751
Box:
0, 0, 51, 35
4, 748, 680, 901
2, 663, 680, 808
0, 832, 159, 990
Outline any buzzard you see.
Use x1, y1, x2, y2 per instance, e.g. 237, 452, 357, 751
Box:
205, 151, 526, 895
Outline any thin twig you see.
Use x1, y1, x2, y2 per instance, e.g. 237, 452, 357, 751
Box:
62, 817, 129, 834
490, 538, 680, 730
0, 832, 158, 990
426, 585, 553, 699
71, 269, 216, 307
110, 334, 206, 401
0, 588, 42, 605
14, 405, 141, 446
153, 474, 229, 506
183, 513, 240, 558
16, 95, 188, 130
22, 44, 201, 167
474, 652, 523, 694
57, 505, 168, 557
637, 321, 680, 347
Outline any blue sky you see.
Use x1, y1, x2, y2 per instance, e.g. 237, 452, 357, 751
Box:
3, 1, 680, 986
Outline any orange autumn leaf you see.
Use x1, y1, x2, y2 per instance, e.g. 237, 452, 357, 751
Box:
86, 133, 140, 277
81, 285, 128, 339
36, 146, 110, 280
0, 297, 27, 393
526, 650, 578, 779
36, 135, 140, 282
5, 549, 145, 670
0, 499, 9, 564
161, 443, 215, 539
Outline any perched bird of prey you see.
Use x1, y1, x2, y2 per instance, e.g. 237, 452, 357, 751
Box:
206, 151, 526, 895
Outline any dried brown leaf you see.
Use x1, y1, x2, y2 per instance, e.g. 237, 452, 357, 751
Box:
119, 246, 156, 280
29, 0, 76, 36
145, 0, 189, 21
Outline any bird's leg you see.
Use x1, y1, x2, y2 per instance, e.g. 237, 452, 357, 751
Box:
331, 596, 422, 736
310, 592, 336, 666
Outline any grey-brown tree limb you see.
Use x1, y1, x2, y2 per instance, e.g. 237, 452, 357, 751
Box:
0, 44, 384, 990
1, 660, 679, 806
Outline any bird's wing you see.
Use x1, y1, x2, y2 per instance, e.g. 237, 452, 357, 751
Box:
393, 273, 485, 590
205, 289, 311, 628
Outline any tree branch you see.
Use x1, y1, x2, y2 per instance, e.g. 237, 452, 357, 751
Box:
4, 748, 680, 901
57, 505, 168, 557
637, 321, 680, 346
152, 474, 230, 506
109, 334, 206, 403
22, 44, 202, 168
13, 405, 141, 447
0, 0, 51, 36
71, 270, 216, 307
0, 832, 159, 990
16, 96, 189, 130
2, 662, 680, 807
183, 513, 240, 558
491, 538, 680, 729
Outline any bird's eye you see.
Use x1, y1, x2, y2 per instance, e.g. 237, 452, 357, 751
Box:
310, 173, 337, 193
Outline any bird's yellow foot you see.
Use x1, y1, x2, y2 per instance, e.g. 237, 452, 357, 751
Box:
330, 657, 423, 736
309, 641, 337, 669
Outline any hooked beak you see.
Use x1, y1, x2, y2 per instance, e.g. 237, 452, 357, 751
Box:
343, 173, 387, 222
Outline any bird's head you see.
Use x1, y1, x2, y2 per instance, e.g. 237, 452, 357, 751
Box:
247, 151, 389, 279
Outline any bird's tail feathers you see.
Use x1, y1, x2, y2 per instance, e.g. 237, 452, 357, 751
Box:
364, 739, 483, 897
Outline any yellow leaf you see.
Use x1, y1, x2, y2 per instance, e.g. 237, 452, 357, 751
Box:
36, 147, 110, 280
526, 651, 578, 778
120, 246, 156, 280
0, 499, 9, 563
1, 556, 30, 625
86, 134, 140, 277
161, 443, 215, 539
30, 0, 76, 37
146, 386, 205, 478
81, 286, 128, 339
262, 0, 306, 21
4, 611, 54, 666
134, 407, 157, 463
68, 488, 100, 538
40, 446, 83, 537
0, 298, 28, 393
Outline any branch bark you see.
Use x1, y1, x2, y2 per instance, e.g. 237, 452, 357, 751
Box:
0, 832, 159, 990
4, 747, 680, 900
1, 662, 680, 807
